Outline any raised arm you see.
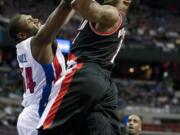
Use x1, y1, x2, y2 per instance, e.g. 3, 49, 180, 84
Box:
32, 1, 72, 46
71, 0, 119, 27
31, 0, 73, 63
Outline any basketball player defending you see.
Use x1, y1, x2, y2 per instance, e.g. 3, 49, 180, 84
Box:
8, 1, 73, 135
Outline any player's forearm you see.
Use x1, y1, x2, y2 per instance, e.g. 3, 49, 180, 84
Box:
35, 0, 72, 45
64, 9, 75, 25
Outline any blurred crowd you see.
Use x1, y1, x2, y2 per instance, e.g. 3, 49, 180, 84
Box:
126, 4, 180, 52
117, 79, 179, 108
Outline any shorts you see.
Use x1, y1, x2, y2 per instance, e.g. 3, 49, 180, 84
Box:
17, 105, 39, 135
38, 62, 121, 135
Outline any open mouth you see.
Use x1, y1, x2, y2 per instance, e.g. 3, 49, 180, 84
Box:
127, 129, 134, 134
123, 0, 132, 6
127, 126, 134, 132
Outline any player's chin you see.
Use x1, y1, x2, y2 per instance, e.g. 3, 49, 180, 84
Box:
127, 128, 135, 134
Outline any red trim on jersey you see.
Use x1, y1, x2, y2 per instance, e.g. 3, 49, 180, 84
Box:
43, 63, 84, 129
68, 53, 78, 61
53, 56, 62, 83
89, 14, 123, 36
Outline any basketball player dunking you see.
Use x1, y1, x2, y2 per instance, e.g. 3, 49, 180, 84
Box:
38, 0, 133, 135
8, 1, 74, 135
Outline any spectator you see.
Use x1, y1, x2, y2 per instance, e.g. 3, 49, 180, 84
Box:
126, 114, 142, 135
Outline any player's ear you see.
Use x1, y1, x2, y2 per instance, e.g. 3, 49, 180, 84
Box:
17, 32, 27, 40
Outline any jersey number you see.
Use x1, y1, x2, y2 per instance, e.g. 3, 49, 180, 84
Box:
20, 67, 36, 93
111, 28, 126, 63
72, 20, 88, 44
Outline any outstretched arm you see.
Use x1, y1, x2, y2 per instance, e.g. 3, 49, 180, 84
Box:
31, 0, 73, 63
33, 1, 73, 46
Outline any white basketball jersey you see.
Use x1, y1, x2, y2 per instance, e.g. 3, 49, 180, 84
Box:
16, 37, 66, 116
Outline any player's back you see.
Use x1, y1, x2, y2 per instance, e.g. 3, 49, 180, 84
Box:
16, 37, 66, 116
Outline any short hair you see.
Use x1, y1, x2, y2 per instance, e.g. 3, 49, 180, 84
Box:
128, 114, 142, 125
8, 15, 22, 42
